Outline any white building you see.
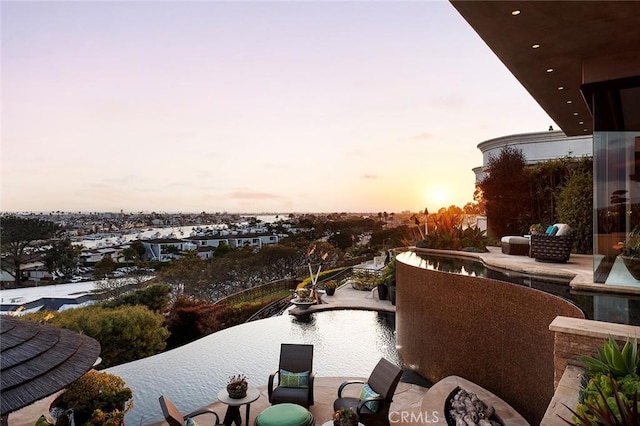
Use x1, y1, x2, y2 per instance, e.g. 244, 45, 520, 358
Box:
474, 130, 592, 183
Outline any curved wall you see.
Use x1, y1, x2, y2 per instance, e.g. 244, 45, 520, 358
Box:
395, 251, 584, 424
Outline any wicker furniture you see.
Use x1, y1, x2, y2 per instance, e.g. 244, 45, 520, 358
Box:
500, 236, 530, 255
333, 358, 403, 426
529, 228, 574, 263
268, 344, 315, 408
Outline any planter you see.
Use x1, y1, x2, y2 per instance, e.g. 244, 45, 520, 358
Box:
291, 299, 316, 310
620, 255, 640, 280
388, 286, 396, 305
377, 283, 388, 300
227, 387, 247, 399
325, 287, 336, 296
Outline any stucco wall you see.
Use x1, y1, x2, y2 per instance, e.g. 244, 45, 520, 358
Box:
395, 253, 584, 424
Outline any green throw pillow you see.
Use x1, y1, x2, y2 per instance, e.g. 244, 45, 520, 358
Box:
279, 369, 309, 388
359, 383, 381, 412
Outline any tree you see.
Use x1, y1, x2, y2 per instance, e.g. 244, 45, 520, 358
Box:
1, 215, 61, 286
94, 255, 116, 278
45, 238, 80, 280
477, 146, 530, 238
213, 242, 233, 258
121, 241, 145, 263
557, 159, 594, 254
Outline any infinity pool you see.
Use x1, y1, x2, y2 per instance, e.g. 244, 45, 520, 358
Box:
106, 310, 398, 425
401, 251, 640, 326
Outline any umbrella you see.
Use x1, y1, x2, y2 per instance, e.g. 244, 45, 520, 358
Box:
1, 316, 101, 419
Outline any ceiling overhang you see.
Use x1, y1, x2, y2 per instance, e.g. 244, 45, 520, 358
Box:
450, 1, 640, 136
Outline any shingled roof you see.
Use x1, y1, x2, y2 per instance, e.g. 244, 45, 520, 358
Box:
1, 316, 101, 416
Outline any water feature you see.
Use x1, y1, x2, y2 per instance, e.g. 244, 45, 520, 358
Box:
398, 251, 640, 326
107, 310, 398, 425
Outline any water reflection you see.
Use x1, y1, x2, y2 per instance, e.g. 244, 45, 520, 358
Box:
107, 310, 398, 425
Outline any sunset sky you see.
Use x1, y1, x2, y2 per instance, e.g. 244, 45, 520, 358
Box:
1, 0, 556, 214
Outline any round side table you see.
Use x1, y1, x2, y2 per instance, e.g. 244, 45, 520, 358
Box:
217, 387, 260, 426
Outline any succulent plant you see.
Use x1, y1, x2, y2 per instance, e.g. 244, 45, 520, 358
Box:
579, 336, 639, 379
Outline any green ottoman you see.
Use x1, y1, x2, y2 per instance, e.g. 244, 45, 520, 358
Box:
255, 403, 315, 426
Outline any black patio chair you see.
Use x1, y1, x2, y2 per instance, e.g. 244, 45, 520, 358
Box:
268, 343, 315, 408
333, 358, 403, 426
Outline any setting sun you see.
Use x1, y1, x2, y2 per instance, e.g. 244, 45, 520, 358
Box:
423, 187, 450, 211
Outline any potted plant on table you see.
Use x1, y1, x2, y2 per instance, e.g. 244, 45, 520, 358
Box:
226, 374, 249, 399
333, 407, 358, 426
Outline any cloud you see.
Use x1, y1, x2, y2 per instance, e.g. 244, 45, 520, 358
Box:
227, 191, 284, 200
361, 174, 379, 179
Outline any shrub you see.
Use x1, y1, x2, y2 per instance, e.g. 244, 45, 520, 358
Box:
61, 370, 133, 425
350, 270, 377, 291
557, 167, 593, 254
376, 258, 396, 287
102, 283, 172, 313
47, 305, 168, 368
165, 296, 233, 348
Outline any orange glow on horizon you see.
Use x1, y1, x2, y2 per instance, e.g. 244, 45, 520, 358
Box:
423, 187, 451, 211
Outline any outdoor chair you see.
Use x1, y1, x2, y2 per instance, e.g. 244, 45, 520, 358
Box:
268, 343, 315, 408
159, 395, 222, 426
333, 357, 403, 426
529, 223, 574, 263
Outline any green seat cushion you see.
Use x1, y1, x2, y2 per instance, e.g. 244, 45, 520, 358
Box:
256, 403, 312, 426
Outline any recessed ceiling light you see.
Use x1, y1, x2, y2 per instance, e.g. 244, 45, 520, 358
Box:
546, 68, 554, 73
579, 121, 584, 125
558, 86, 564, 90
511, 10, 521, 16
573, 112, 578, 115
584, 129, 589, 132
567, 100, 573, 104
532, 44, 540, 49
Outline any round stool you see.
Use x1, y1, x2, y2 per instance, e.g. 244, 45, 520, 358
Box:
255, 403, 315, 426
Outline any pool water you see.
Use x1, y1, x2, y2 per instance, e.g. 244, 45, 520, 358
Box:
107, 310, 398, 425
401, 251, 640, 326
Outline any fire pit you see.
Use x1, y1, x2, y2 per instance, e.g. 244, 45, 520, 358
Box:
445, 387, 504, 426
